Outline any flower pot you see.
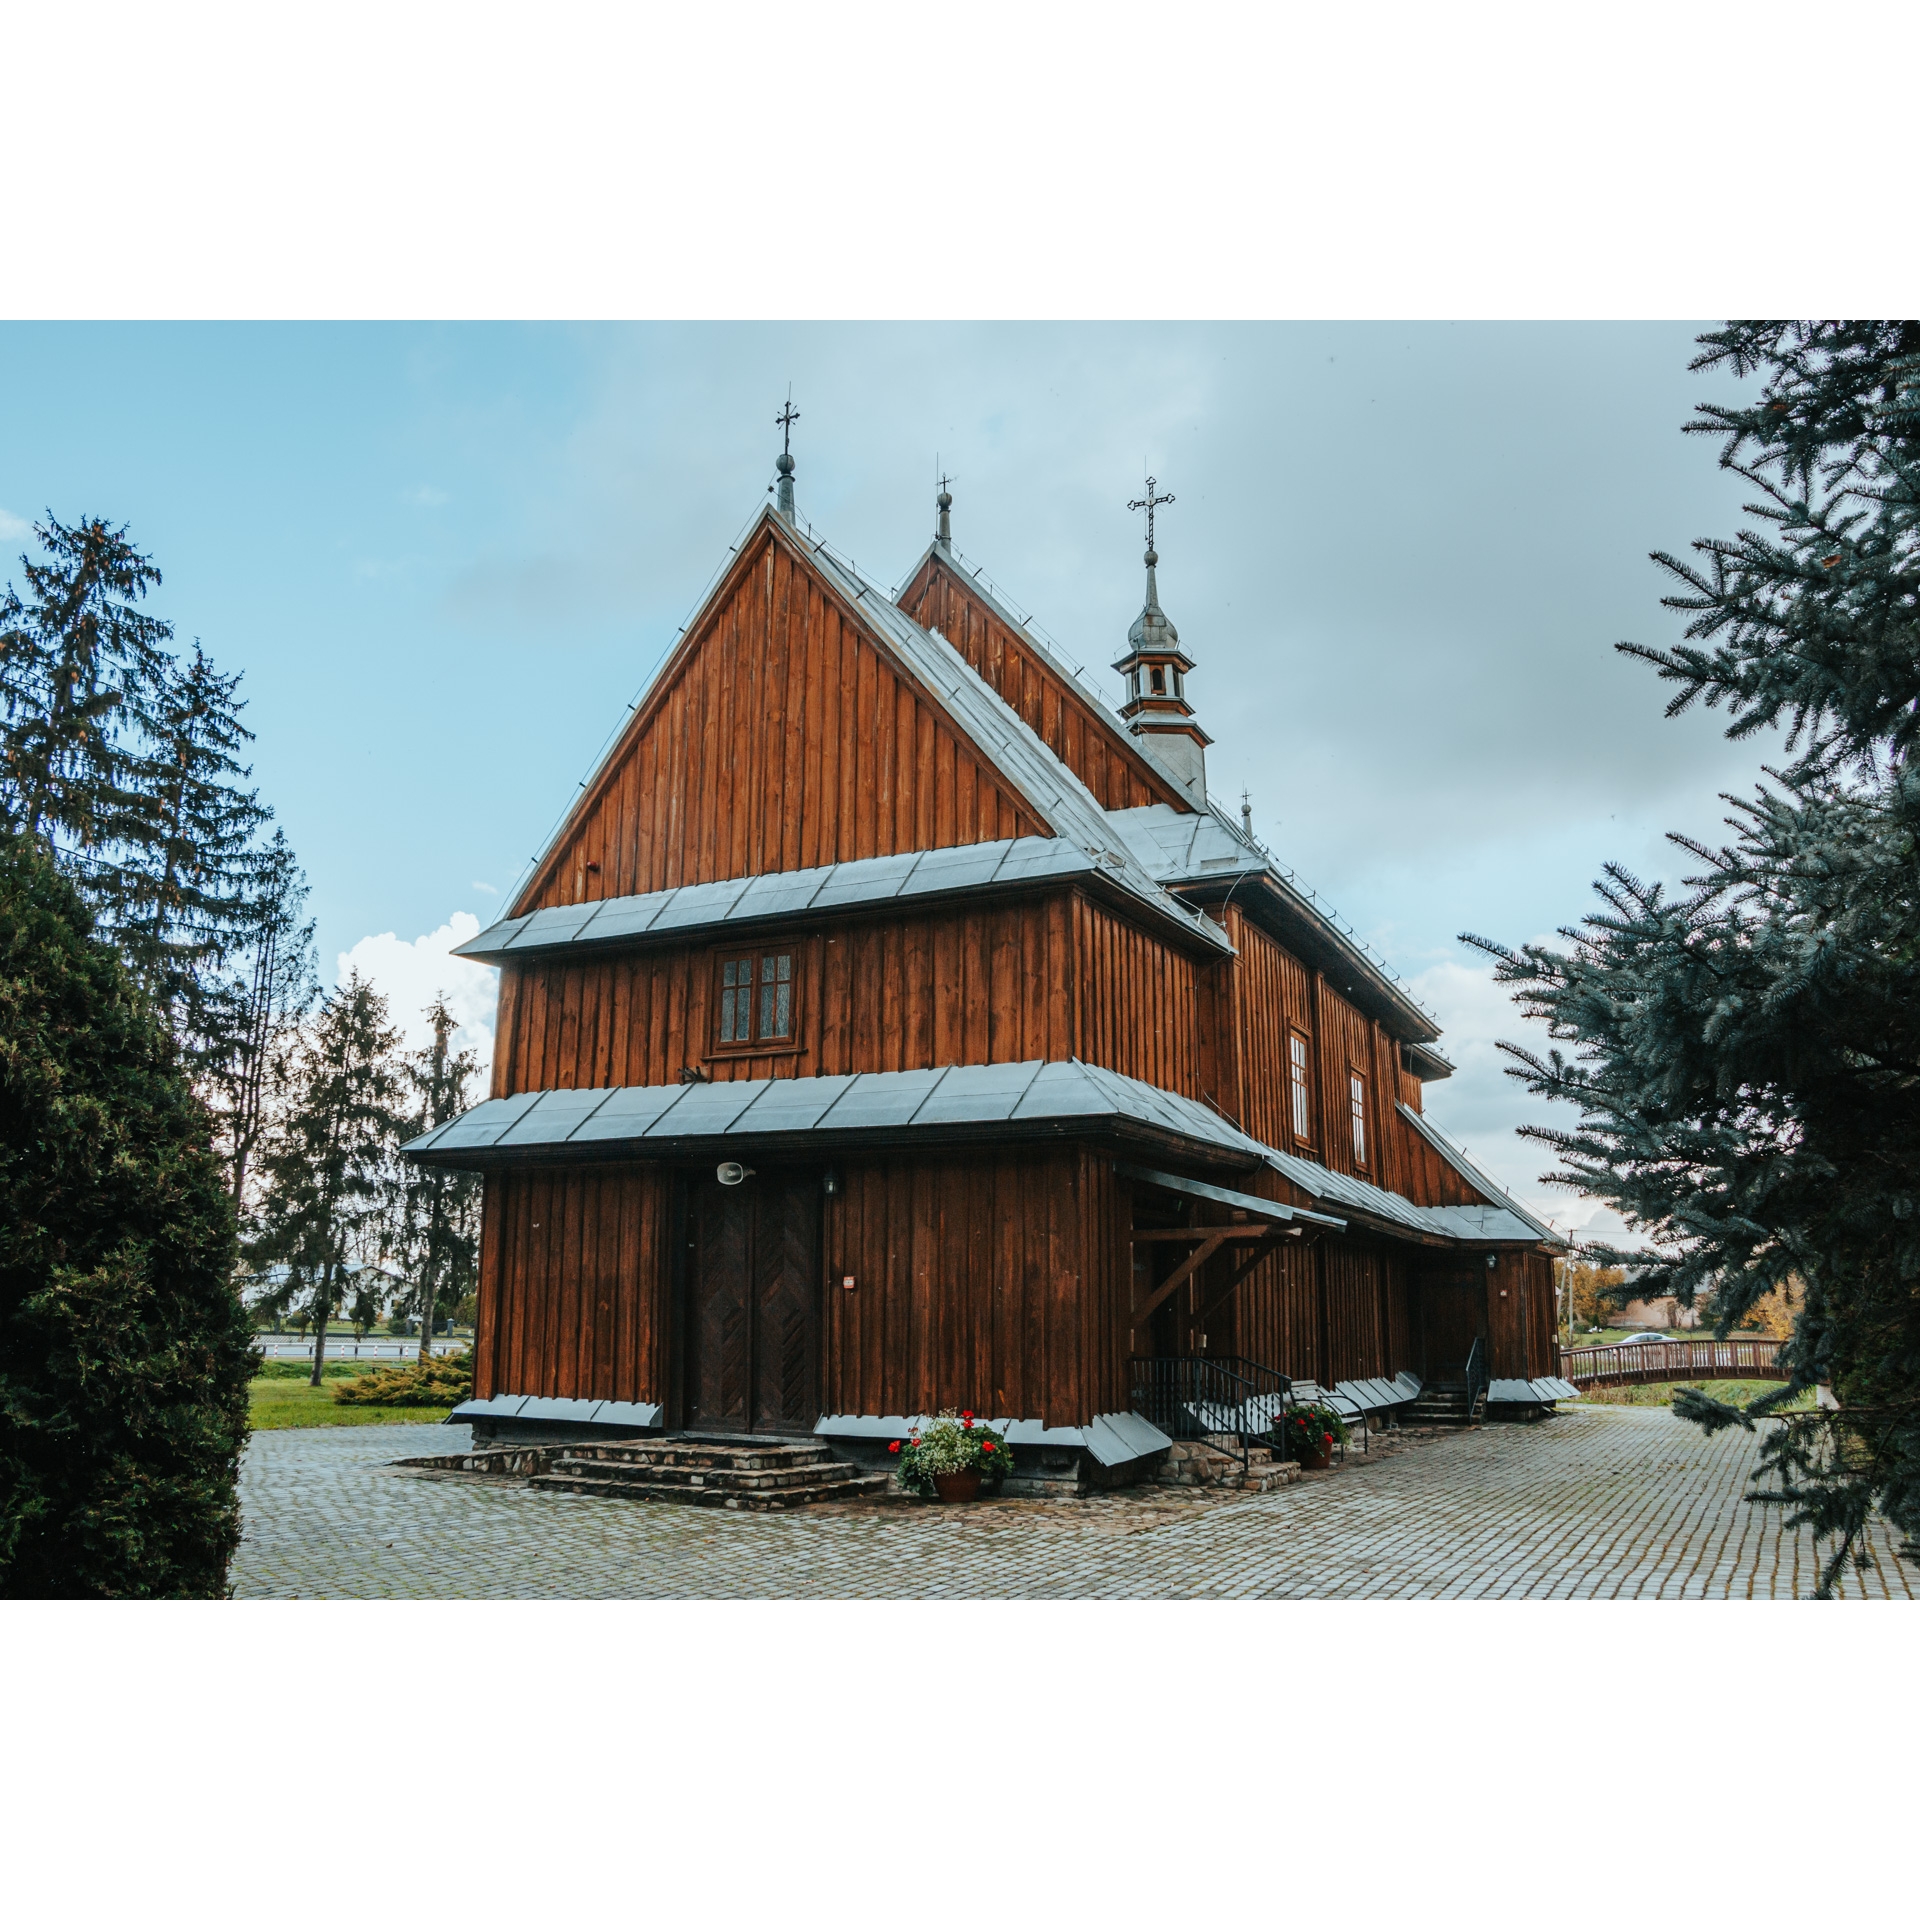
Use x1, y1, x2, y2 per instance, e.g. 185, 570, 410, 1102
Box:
1314, 1435, 1336, 1470
933, 1468, 983, 1504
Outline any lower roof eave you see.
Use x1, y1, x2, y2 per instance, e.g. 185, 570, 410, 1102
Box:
406, 1113, 1268, 1178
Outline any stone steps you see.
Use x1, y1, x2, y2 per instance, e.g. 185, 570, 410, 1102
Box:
530, 1464, 895, 1512
1152, 1439, 1304, 1493
525, 1436, 894, 1512
544, 1454, 869, 1494
559, 1439, 835, 1474
1409, 1390, 1483, 1428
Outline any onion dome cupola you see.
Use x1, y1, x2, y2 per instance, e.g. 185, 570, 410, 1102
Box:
1114, 475, 1209, 807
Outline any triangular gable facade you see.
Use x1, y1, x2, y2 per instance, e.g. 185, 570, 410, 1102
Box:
516, 511, 1050, 916
896, 545, 1193, 814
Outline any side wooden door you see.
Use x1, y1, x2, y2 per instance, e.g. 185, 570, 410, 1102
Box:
684, 1173, 821, 1434
750, 1177, 821, 1434
686, 1180, 752, 1430
1419, 1266, 1489, 1381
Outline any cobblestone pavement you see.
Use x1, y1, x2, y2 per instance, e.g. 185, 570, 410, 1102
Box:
231, 1405, 1916, 1600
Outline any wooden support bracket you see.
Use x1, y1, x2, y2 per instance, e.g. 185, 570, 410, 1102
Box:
1131, 1232, 1229, 1330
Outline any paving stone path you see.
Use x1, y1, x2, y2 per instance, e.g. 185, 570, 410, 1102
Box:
231, 1404, 1915, 1600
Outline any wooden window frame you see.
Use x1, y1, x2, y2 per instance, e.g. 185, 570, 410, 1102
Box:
1349, 1066, 1368, 1168
1288, 1028, 1313, 1145
708, 944, 803, 1059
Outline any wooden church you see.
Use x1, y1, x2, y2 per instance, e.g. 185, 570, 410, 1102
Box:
407, 427, 1571, 1477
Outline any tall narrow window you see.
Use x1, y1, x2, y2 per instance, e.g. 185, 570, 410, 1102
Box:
1289, 1031, 1311, 1142
713, 947, 799, 1052
1349, 1070, 1368, 1167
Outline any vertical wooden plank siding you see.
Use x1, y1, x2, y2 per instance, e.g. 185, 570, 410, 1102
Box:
479, 1166, 674, 1407
896, 555, 1189, 815
520, 530, 1048, 915
818, 1146, 1101, 1426
490, 891, 1207, 1097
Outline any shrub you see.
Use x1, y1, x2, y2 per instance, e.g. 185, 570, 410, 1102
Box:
0, 831, 255, 1598
891, 1409, 1012, 1498
332, 1346, 473, 1408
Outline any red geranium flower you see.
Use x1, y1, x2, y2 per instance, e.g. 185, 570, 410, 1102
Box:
982, 1441, 995, 1452
888, 1440, 901, 1453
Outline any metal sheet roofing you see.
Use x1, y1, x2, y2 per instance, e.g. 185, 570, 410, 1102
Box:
797, 525, 1231, 951
404, 1059, 1558, 1251
454, 836, 1134, 964
1108, 801, 1442, 1043
895, 539, 1181, 790
1397, 1103, 1561, 1242
404, 1058, 1280, 1165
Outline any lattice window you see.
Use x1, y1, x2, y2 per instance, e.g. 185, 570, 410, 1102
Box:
713, 948, 798, 1051
1289, 1031, 1311, 1142
1349, 1070, 1368, 1167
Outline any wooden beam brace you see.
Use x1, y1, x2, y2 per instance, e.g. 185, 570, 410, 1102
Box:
1131, 1232, 1229, 1330
1196, 1243, 1281, 1327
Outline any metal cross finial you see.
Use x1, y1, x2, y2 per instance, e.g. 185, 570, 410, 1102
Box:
776, 393, 800, 457
1128, 475, 1174, 560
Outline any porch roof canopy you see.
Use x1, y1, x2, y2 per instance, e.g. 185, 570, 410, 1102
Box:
403, 1062, 1559, 1248
402, 1058, 1280, 1174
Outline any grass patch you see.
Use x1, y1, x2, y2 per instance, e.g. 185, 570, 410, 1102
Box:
1576, 1379, 1815, 1411
248, 1377, 453, 1431
254, 1358, 397, 1381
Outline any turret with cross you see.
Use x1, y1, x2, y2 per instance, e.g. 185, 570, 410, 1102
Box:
772, 393, 800, 519
1113, 471, 1209, 805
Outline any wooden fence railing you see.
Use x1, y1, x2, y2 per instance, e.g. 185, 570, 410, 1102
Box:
1564, 1339, 1787, 1389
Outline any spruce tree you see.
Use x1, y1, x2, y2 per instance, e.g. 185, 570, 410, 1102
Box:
0, 516, 173, 872
1467, 323, 1920, 1595
250, 973, 405, 1386
113, 641, 272, 1066
396, 996, 482, 1364
0, 828, 254, 1599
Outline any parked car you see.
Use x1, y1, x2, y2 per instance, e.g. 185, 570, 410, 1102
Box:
1614, 1331, 1679, 1345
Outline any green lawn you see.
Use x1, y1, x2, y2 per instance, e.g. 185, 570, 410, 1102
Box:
248, 1365, 455, 1431
1576, 1379, 1815, 1410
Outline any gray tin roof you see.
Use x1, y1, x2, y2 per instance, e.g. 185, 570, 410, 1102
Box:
1108, 802, 1443, 1045
452, 834, 1223, 965
894, 539, 1183, 793
405, 1057, 1302, 1175
1397, 1102, 1560, 1241
512, 506, 1223, 946
405, 1059, 1555, 1250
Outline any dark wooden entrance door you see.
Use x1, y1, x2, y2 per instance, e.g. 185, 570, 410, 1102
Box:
684, 1173, 822, 1434
1420, 1267, 1488, 1381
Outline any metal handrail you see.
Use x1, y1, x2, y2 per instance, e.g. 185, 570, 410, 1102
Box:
1464, 1336, 1488, 1424
1128, 1355, 1294, 1469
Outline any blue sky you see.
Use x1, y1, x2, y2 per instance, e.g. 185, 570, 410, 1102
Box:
0, 321, 1778, 1235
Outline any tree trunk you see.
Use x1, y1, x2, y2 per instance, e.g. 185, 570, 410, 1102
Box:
308, 1257, 337, 1388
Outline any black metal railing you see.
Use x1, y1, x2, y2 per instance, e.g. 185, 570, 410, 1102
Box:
1129, 1355, 1294, 1468
1464, 1335, 1488, 1423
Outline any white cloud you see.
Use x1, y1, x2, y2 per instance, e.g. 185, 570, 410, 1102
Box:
405, 484, 449, 507
0, 507, 31, 541
337, 913, 497, 1082
1409, 954, 1643, 1251
471, 879, 498, 895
